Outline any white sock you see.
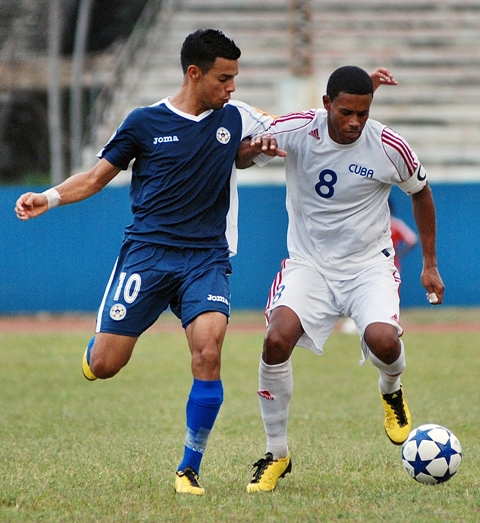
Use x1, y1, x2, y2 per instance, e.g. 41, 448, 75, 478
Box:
370, 339, 406, 395
257, 357, 293, 460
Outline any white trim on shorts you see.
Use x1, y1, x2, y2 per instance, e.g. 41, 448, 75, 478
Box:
96, 258, 119, 333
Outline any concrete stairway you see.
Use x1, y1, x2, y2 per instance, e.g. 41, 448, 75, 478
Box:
76, 0, 480, 180
0, 0, 52, 56
311, 0, 480, 180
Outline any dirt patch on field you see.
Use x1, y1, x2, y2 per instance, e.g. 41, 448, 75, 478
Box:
0, 313, 479, 334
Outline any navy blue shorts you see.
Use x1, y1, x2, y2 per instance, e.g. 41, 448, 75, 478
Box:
95, 240, 232, 336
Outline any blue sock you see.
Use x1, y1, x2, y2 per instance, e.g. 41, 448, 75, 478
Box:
177, 379, 224, 475
86, 336, 95, 364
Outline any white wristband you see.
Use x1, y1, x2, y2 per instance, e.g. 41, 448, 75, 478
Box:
42, 188, 61, 209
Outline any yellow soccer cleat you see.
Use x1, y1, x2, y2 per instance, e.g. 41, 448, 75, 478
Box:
246, 452, 292, 493
380, 385, 411, 445
174, 467, 205, 495
82, 346, 97, 381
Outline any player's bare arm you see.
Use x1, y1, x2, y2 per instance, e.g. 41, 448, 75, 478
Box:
15, 158, 121, 221
411, 185, 445, 304
370, 67, 398, 91
235, 135, 287, 169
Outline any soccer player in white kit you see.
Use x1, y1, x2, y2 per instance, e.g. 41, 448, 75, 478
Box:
237, 65, 445, 492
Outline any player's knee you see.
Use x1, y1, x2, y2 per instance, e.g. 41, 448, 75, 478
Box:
370, 339, 406, 375
263, 329, 294, 364
364, 323, 400, 365
264, 306, 303, 364
193, 344, 221, 372
201, 346, 221, 366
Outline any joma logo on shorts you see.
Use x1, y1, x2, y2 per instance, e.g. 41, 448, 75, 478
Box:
153, 135, 179, 144
207, 294, 229, 305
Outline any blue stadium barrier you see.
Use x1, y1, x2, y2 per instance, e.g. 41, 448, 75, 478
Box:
1, 183, 478, 314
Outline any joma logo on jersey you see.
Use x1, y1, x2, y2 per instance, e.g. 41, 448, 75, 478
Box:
349, 163, 374, 178
153, 135, 179, 144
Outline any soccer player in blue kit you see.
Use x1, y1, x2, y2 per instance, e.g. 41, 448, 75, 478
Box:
15, 29, 276, 495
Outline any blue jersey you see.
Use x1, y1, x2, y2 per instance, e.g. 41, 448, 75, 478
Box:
99, 98, 272, 252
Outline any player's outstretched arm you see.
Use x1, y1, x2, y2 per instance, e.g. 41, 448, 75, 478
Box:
15, 159, 121, 221
370, 67, 398, 91
235, 135, 287, 169
411, 185, 445, 305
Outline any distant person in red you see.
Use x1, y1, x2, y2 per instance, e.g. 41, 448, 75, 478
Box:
389, 198, 418, 273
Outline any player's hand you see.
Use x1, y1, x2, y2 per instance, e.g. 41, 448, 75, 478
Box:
235, 135, 287, 169
15, 192, 49, 220
370, 67, 398, 91
421, 266, 445, 305
250, 134, 287, 158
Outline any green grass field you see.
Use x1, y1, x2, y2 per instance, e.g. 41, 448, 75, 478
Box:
0, 309, 479, 522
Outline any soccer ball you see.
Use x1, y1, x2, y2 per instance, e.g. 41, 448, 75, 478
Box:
401, 424, 462, 484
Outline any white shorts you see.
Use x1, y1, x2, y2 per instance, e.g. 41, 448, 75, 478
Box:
265, 258, 403, 358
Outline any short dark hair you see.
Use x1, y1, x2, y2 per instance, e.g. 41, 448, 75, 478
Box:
180, 29, 241, 74
326, 66, 374, 101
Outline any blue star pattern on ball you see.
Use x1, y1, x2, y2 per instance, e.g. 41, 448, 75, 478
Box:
401, 424, 462, 484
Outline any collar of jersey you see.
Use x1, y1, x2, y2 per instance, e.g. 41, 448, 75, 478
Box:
324, 125, 367, 150
164, 97, 214, 122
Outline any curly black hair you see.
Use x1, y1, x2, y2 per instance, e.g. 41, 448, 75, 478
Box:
326, 66, 374, 101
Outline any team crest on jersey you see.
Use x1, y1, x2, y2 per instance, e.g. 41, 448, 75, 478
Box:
110, 303, 126, 321
216, 127, 231, 144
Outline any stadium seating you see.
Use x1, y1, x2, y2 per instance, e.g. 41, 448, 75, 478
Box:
1, 0, 479, 181
88, 0, 480, 181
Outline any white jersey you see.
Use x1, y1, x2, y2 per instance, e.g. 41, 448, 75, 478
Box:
255, 108, 427, 278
